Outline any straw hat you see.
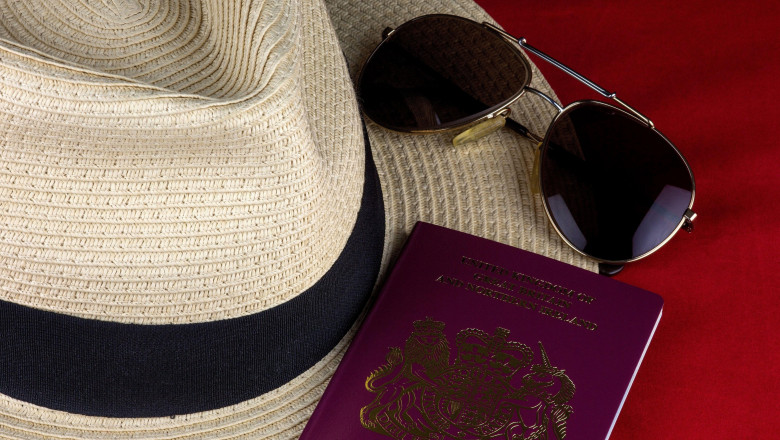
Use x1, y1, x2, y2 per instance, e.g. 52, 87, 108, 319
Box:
0, 0, 594, 438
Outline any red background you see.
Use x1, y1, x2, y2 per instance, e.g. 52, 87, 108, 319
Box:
474, 1, 779, 438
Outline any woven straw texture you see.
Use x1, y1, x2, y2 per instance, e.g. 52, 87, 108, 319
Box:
0, 0, 594, 438
326, 1, 596, 273
0, 0, 364, 325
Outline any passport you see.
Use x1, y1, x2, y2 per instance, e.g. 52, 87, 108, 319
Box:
301, 222, 663, 439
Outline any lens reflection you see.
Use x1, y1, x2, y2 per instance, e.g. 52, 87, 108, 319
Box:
358, 15, 530, 132
540, 102, 693, 262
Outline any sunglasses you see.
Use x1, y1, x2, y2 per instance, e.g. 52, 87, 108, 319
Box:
357, 14, 696, 275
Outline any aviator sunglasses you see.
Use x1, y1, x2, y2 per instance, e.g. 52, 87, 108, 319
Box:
357, 14, 697, 275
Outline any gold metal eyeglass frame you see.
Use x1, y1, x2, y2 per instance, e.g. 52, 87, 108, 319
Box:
360, 15, 697, 275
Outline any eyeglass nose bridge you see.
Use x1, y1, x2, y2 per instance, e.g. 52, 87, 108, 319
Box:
484, 22, 655, 129
524, 86, 564, 113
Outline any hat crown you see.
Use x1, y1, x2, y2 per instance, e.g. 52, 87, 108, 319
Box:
0, 0, 366, 324
0, 0, 295, 100
100, 0, 145, 19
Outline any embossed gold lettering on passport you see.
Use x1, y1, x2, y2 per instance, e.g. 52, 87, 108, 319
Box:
360, 318, 576, 439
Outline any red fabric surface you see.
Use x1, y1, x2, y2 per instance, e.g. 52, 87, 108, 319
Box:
473, 1, 780, 438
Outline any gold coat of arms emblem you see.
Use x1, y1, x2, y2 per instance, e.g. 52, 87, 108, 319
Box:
360, 318, 575, 439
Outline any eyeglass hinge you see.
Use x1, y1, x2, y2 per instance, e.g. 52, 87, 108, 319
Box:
682, 209, 697, 232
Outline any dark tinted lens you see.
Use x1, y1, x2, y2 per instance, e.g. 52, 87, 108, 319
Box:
540, 102, 693, 262
357, 15, 530, 131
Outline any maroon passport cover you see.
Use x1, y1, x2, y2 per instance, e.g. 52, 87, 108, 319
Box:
301, 222, 663, 440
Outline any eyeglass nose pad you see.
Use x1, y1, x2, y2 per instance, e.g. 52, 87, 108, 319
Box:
530, 142, 543, 195
451, 115, 506, 146
451, 108, 512, 146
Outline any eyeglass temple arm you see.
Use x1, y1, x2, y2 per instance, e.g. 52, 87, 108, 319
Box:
483, 23, 654, 129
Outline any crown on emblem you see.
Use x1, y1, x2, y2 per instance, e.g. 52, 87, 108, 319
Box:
454, 327, 531, 378
413, 317, 446, 333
